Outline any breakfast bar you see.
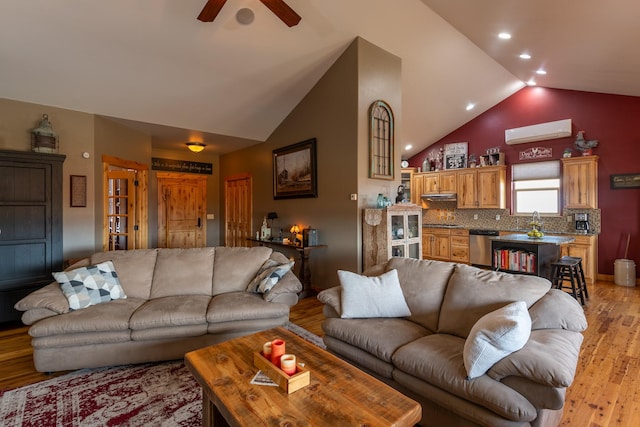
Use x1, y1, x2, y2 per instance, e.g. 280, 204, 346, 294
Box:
491, 233, 575, 280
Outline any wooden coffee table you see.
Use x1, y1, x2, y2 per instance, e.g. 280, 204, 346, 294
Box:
185, 326, 421, 426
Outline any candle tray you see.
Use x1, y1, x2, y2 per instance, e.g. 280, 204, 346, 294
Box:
253, 351, 310, 394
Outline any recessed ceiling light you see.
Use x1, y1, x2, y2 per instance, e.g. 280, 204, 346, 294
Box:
498, 32, 511, 39
519, 53, 531, 60
536, 69, 547, 75
466, 103, 475, 111
526, 79, 537, 86
404, 144, 413, 150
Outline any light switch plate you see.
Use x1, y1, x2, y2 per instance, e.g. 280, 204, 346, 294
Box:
350, 193, 357, 201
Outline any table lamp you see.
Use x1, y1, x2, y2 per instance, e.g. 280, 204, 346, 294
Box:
290, 224, 300, 245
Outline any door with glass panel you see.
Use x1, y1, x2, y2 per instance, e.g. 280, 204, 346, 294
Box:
105, 170, 136, 251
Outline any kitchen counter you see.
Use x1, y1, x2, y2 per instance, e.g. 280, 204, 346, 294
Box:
491, 233, 575, 245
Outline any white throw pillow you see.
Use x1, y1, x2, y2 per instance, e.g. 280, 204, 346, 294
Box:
338, 269, 411, 319
463, 301, 532, 379
53, 261, 127, 310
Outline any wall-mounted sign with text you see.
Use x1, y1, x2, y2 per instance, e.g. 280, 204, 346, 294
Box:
519, 147, 552, 161
151, 157, 213, 175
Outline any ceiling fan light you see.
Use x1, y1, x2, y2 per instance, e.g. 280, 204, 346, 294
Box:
187, 142, 206, 153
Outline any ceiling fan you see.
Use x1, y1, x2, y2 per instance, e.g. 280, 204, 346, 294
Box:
198, 0, 301, 27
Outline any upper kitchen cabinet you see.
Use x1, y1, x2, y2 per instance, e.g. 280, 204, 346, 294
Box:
457, 166, 506, 209
562, 156, 598, 209
422, 171, 457, 194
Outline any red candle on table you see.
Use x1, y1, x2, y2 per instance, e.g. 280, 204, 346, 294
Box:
270, 339, 285, 366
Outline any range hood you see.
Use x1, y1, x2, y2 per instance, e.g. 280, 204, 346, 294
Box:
421, 193, 457, 202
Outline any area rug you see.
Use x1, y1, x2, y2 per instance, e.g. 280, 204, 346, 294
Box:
0, 322, 324, 427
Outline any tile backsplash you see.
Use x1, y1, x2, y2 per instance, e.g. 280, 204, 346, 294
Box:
421, 201, 600, 234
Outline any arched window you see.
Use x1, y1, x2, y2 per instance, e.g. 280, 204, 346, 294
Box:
369, 100, 394, 180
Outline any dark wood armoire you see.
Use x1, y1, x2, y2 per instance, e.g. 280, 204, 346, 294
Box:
0, 149, 65, 323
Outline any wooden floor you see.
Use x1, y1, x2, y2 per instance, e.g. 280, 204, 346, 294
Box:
1, 281, 639, 426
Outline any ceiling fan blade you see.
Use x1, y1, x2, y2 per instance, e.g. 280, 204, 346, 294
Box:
259, 0, 302, 27
197, 0, 228, 22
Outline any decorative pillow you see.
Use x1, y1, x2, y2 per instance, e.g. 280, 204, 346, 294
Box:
52, 261, 127, 310
338, 269, 411, 319
246, 259, 295, 294
463, 301, 532, 379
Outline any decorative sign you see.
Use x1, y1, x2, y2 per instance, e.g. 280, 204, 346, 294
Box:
151, 157, 213, 175
519, 147, 552, 161
444, 142, 468, 170
610, 173, 640, 189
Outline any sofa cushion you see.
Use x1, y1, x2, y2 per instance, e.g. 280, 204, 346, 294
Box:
28, 298, 146, 338
207, 292, 290, 323
246, 258, 294, 293
322, 317, 429, 363
488, 329, 584, 388
129, 295, 211, 330
438, 264, 550, 338
211, 246, 273, 296
150, 248, 215, 298
387, 257, 456, 332
338, 269, 411, 319
463, 301, 532, 379
53, 261, 127, 310
529, 289, 588, 332
392, 334, 537, 422
92, 249, 158, 300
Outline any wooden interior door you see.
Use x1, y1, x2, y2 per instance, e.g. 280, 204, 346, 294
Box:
224, 173, 252, 247
157, 173, 207, 248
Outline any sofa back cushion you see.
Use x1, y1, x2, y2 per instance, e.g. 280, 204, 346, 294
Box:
211, 246, 273, 296
438, 264, 551, 338
150, 247, 216, 298
387, 257, 456, 332
91, 249, 158, 300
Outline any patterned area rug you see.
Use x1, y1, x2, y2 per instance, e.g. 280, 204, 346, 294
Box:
0, 322, 324, 427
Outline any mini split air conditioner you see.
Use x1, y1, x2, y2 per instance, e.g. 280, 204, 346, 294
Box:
505, 119, 572, 145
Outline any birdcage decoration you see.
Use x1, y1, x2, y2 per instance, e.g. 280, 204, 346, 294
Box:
31, 113, 59, 153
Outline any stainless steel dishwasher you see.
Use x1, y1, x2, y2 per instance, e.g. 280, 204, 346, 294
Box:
469, 229, 500, 268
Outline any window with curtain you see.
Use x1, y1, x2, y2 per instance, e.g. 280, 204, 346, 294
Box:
512, 160, 561, 215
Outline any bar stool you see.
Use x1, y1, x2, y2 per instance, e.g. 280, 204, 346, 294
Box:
551, 257, 586, 305
560, 256, 588, 300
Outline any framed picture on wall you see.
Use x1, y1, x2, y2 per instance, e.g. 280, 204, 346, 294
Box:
273, 138, 318, 199
444, 142, 468, 170
70, 175, 87, 207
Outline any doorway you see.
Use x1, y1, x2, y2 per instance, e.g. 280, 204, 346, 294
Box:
157, 172, 208, 248
224, 173, 252, 247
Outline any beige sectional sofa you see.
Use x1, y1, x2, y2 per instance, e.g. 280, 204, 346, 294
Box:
15, 246, 302, 372
318, 258, 587, 427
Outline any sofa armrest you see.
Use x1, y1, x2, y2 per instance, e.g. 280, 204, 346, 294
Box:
529, 289, 588, 332
14, 282, 69, 315
487, 329, 584, 388
317, 286, 341, 317
262, 271, 302, 305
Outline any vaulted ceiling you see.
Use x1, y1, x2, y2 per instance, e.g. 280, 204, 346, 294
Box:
1, 0, 638, 158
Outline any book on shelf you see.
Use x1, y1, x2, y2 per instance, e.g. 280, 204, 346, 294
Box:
493, 249, 536, 274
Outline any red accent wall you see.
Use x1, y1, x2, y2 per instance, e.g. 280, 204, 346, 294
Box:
408, 87, 640, 276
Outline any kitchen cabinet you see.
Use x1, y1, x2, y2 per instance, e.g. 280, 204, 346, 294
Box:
0, 149, 65, 323
401, 167, 418, 203
362, 205, 422, 270
423, 227, 451, 261
410, 173, 424, 205
457, 166, 506, 209
450, 229, 470, 263
559, 234, 597, 284
422, 171, 457, 194
562, 156, 598, 209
